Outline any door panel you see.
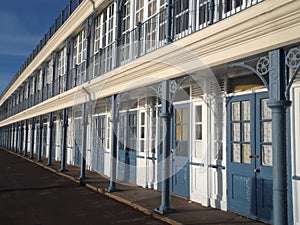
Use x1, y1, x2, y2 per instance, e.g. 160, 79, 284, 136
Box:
172, 104, 190, 198
118, 112, 137, 184
227, 92, 273, 224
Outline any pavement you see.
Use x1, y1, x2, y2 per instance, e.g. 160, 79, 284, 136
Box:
0, 148, 267, 225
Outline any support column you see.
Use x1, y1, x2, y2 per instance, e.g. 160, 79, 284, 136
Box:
37, 115, 43, 162
30, 118, 35, 159
24, 120, 29, 157
155, 80, 174, 214
166, 0, 173, 44
79, 103, 88, 180
106, 95, 119, 192
47, 112, 54, 166
60, 109, 68, 172
268, 49, 291, 225
19, 122, 24, 155
15, 124, 19, 153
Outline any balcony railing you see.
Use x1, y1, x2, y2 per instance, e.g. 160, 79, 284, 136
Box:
1, 0, 264, 121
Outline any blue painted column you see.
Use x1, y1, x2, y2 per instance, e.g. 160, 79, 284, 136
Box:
166, 0, 173, 43
268, 49, 291, 225
19, 122, 24, 155
47, 112, 54, 166
106, 95, 119, 192
37, 115, 43, 162
30, 118, 35, 159
79, 103, 88, 180
15, 124, 19, 153
24, 120, 29, 157
59, 108, 68, 172
155, 80, 174, 214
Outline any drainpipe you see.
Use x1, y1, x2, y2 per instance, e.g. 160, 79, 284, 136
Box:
59, 108, 68, 172
268, 49, 291, 225
155, 80, 174, 214
30, 118, 35, 159
37, 115, 43, 162
47, 112, 54, 166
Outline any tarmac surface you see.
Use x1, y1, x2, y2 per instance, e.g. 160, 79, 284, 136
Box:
0, 149, 167, 225
0, 148, 267, 225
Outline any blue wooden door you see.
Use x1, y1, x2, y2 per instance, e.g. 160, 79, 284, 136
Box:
227, 92, 273, 223
172, 104, 190, 198
118, 112, 137, 184
96, 116, 105, 175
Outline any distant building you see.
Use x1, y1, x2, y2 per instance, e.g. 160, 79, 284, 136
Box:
0, 0, 299, 224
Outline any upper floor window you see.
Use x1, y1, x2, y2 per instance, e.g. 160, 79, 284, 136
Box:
73, 30, 86, 67
58, 48, 66, 76
46, 60, 53, 84
135, 0, 144, 24
37, 70, 43, 91
94, 3, 115, 53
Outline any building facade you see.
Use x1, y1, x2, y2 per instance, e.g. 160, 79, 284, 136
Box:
0, 0, 300, 224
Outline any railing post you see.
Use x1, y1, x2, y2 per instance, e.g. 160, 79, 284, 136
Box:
137, 22, 142, 58
268, 49, 291, 225
47, 112, 54, 166
59, 108, 68, 172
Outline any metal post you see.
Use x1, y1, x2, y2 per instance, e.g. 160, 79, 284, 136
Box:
47, 112, 54, 166
12, 125, 15, 152
166, 0, 173, 44
24, 120, 29, 157
106, 95, 119, 192
60, 108, 68, 172
268, 49, 291, 225
115, 0, 122, 69
30, 118, 35, 159
19, 122, 24, 155
15, 124, 19, 153
79, 103, 88, 180
155, 80, 174, 214
37, 115, 43, 162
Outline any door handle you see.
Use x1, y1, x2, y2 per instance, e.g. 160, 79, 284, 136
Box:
249, 154, 259, 159
254, 168, 260, 173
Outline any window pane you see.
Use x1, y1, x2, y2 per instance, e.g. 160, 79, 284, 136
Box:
195, 124, 202, 140
195, 105, 202, 122
182, 124, 188, 140
261, 99, 272, 119
242, 101, 250, 120
262, 145, 272, 166
232, 144, 240, 163
232, 123, 240, 141
242, 144, 251, 164
232, 102, 240, 121
176, 125, 181, 141
262, 122, 272, 142
242, 122, 250, 142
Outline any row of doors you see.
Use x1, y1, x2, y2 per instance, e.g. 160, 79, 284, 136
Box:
47, 92, 272, 224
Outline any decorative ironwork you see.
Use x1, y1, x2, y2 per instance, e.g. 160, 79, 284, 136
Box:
286, 47, 300, 69
256, 57, 270, 75
170, 80, 178, 94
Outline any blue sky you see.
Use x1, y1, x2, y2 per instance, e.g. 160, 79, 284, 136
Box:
0, 0, 68, 96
